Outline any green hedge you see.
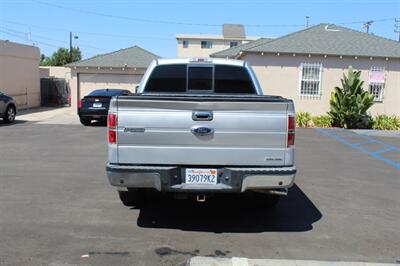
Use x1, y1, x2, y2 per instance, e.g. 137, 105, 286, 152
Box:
296, 112, 311, 128
312, 115, 333, 128
372, 115, 400, 130
295, 112, 400, 130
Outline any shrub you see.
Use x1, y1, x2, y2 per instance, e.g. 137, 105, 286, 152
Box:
328, 66, 374, 129
372, 115, 400, 130
296, 112, 311, 128
312, 115, 333, 128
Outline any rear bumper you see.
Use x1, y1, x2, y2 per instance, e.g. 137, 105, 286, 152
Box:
106, 164, 296, 193
78, 108, 108, 118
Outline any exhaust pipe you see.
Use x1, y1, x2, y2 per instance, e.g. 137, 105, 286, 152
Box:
196, 194, 206, 202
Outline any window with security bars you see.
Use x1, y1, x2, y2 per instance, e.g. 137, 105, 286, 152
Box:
368, 67, 385, 102
299, 63, 322, 96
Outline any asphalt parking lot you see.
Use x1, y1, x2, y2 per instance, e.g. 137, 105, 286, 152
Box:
0, 117, 399, 266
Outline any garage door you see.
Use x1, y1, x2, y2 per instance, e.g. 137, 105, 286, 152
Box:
78, 73, 142, 98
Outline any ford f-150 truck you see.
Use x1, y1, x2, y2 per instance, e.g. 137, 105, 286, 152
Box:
106, 58, 296, 207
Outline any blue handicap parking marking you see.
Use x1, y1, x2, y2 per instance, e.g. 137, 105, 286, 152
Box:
315, 128, 400, 169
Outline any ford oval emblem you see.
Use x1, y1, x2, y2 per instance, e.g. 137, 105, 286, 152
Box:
191, 126, 214, 136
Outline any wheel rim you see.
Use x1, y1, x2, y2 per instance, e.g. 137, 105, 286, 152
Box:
7, 108, 15, 121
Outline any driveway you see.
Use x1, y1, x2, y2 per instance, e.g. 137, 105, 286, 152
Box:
0, 124, 399, 266
15, 107, 79, 125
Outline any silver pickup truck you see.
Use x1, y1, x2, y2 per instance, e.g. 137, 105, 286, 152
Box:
106, 58, 296, 207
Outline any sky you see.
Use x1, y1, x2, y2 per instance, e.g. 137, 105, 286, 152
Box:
0, 0, 399, 59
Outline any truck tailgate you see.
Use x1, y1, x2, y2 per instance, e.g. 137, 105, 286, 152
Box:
115, 96, 291, 166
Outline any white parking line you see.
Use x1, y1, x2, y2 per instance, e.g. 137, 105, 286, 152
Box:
189, 257, 398, 266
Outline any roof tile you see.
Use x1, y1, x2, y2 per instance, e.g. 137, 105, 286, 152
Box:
66, 45, 160, 68
246, 24, 400, 58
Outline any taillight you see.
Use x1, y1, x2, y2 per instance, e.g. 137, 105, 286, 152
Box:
108, 130, 117, 144
108, 113, 117, 144
287, 115, 295, 147
108, 113, 117, 128
78, 99, 82, 109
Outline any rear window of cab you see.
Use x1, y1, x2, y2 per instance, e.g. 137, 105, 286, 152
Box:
144, 64, 256, 94
88, 89, 131, 96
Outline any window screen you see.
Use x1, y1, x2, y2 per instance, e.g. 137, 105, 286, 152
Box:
214, 65, 255, 94
368, 66, 385, 102
300, 63, 322, 96
188, 67, 213, 91
145, 65, 186, 92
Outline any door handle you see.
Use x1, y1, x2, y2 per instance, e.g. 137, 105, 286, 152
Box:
192, 111, 213, 121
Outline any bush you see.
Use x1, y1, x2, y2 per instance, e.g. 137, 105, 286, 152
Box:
372, 115, 400, 130
328, 66, 374, 128
312, 115, 333, 128
296, 112, 311, 128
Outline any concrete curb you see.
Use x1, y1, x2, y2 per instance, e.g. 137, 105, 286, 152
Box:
188, 257, 398, 266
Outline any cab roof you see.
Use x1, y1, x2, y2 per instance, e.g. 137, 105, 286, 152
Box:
155, 58, 246, 67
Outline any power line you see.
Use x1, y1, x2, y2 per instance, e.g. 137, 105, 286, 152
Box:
336, 17, 396, 25
0, 26, 110, 51
395, 18, 400, 42
0, 18, 174, 41
32, 0, 304, 28
31, 0, 398, 28
0, 28, 61, 48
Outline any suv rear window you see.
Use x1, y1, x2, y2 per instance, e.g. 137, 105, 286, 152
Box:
144, 64, 256, 94
88, 89, 130, 96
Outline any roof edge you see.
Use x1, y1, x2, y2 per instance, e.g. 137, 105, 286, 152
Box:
239, 50, 400, 59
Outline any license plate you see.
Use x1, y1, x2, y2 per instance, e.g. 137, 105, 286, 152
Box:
92, 102, 102, 108
185, 169, 217, 185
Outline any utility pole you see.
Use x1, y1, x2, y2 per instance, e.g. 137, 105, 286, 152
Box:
363, 20, 374, 33
305, 16, 310, 28
69, 32, 78, 63
395, 18, 400, 42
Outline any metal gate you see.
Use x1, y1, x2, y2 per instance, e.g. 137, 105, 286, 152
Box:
40, 78, 70, 107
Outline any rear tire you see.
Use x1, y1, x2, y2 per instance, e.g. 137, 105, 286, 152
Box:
4, 105, 16, 123
80, 117, 91, 126
118, 190, 144, 207
246, 192, 280, 208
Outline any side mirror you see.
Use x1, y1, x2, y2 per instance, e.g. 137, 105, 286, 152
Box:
135, 85, 139, 94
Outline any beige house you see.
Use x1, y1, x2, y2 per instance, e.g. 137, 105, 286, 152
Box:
177, 24, 259, 58
66, 46, 160, 109
0, 40, 40, 109
211, 24, 400, 116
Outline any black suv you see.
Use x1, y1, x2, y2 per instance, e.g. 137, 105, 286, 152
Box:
78, 88, 131, 126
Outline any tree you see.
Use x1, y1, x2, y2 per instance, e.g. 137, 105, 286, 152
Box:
40, 47, 82, 66
328, 66, 374, 129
